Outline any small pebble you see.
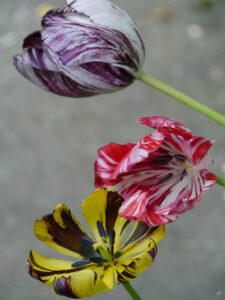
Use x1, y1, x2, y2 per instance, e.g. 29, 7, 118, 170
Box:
186, 24, 203, 39
149, 7, 173, 22
35, 3, 55, 18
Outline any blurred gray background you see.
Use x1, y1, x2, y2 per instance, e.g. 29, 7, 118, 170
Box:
1, 0, 225, 299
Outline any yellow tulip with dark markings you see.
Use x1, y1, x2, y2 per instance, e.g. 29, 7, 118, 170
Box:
27, 188, 166, 298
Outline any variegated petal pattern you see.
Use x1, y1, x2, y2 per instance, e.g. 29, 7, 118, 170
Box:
13, 31, 96, 97
94, 116, 217, 227
28, 188, 166, 298
34, 204, 98, 260
82, 188, 130, 253
27, 251, 110, 297
13, 0, 144, 97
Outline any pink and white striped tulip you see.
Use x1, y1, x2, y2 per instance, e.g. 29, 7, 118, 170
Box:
94, 116, 217, 227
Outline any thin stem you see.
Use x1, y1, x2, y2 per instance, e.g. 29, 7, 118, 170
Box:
216, 175, 225, 188
138, 72, 225, 127
123, 283, 142, 300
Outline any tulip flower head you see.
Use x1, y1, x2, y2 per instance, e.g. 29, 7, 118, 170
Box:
95, 116, 217, 227
13, 0, 145, 98
27, 188, 165, 298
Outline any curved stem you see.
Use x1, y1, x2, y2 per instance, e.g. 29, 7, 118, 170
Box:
216, 175, 225, 188
138, 72, 225, 127
123, 283, 142, 300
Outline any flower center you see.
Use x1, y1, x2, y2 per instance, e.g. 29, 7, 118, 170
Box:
181, 160, 193, 169
93, 241, 112, 261
175, 155, 194, 181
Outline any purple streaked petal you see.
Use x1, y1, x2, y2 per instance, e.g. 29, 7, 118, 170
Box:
42, 6, 142, 71
81, 62, 134, 88
65, 0, 145, 68
13, 33, 99, 97
13, 50, 98, 97
13, 0, 145, 97
41, 8, 140, 90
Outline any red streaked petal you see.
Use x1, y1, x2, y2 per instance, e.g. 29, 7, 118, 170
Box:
190, 137, 214, 165
94, 143, 135, 187
119, 188, 178, 226
119, 190, 149, 222
118, 166, 216, 227
200, 170, 217, 191
112, 132, 164, 178
138, 116, 194, 139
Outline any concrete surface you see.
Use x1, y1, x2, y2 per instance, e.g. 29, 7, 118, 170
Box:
0, 0, 225, 299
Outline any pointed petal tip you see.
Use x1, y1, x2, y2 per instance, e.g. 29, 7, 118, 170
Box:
12, 53, 23, 67
26, 260, 33, 276
12, 55, 18, 66
53, 276, 76, 298
66, 0, 75, 5
138, 116, 164, 127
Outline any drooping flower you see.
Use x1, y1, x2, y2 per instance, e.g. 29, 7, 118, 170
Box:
27, 188, 165, 298
13, 0, 144, 98
95, 116, 217, 227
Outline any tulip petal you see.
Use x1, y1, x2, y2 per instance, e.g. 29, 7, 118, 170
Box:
190, 136, 214, 166
112, 132, 165, 178
53, 270, 110, 298
27, 250, 94, 285
13, 31, 96, 97
65, 0, 145, 69
41, 8, 136, 91
82, 188, 129, 253
13, 31, 54, 90
200, 169, 217, 192
28, 251, 110, 298
118, 170, 207, 226
138, 116, 194, 139
115, 251, 155, 284
95, 143, 135, 187
118, 223, 166, 259
34, 204, 100, 259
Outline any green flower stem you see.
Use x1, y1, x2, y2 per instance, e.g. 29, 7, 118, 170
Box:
123, 283, 142, 300
138, 72, 225, 127
216, 175, 225, 188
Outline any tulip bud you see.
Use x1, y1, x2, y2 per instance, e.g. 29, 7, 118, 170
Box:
13, 0, 145, 98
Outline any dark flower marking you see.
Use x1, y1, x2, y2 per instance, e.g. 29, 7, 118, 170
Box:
151, 155, 173, 165
157, 172, 173, 184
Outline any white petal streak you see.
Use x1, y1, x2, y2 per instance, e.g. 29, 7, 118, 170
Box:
66, 0, 145, 70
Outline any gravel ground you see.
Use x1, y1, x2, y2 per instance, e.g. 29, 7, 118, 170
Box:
1, 0, 225, 299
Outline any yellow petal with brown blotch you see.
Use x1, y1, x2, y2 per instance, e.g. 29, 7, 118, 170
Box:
34, 204, 95, 259
82, 188, 127, 253
119, 223, 166, 259
115, 251, 155, 284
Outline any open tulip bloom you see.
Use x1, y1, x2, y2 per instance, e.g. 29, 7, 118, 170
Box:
95, 116, 217, 227
27, 188, 165, 298
13, 0, 144, 98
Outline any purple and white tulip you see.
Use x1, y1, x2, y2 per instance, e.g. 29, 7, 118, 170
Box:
13, 0, 145, 97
